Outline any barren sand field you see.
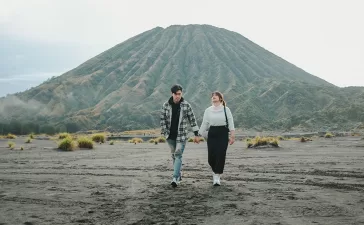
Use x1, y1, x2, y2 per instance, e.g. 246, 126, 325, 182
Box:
1, 136, 364, 225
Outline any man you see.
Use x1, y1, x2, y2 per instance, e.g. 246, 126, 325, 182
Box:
160, 84, 200, 187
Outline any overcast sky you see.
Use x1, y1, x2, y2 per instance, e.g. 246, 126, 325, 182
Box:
1, 0, 363, 87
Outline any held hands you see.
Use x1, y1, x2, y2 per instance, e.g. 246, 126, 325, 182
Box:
229, 135, 235, 145
193, 136, 200, 144
192, 135, 233, 144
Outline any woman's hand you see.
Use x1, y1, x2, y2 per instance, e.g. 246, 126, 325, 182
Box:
229, 135, 235, 145
229, 130, 235, 145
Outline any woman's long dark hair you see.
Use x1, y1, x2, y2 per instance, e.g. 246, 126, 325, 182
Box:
211, 91, 226, 106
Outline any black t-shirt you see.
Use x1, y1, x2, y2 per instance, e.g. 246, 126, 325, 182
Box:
168, 99, 181, 140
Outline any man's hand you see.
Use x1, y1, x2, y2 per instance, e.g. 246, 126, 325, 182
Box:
194, 136, 200, 144
229, 136, 235, 145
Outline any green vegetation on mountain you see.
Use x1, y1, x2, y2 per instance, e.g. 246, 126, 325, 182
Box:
1, 24, 363, 134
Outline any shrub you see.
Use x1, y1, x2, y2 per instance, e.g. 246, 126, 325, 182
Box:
188, 137, 194, 142
325, 132, 333, 138
270, 139, 279, 147
77, 137, 94, 149
29, 133, 34, 139
110, 141, 114, 145
278, 136, 285, 140
20, 146, 24, 151
246, 136, 279, 148
25, 138, 32, 143
350, 132, 361, 137
92, 133, 106, 143
254, 136, 268, 146
246, 140, 253, 148
8, 141, 15, 149
148, 138, 160, 145
300, 137, 312, 142
59, 132, 71, 139
129, 138, 143, 143
6, 133, 16, 139
58, 137, 76, 151
155, 136, 166, 143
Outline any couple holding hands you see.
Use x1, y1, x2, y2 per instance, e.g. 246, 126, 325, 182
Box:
160, 84, 235, 187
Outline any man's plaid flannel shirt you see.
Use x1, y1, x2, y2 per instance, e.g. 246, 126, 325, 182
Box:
160, 99, 199, 143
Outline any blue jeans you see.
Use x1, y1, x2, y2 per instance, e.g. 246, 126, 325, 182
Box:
166, 139, 186, 179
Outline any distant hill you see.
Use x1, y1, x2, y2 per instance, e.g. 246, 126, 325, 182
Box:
1, 24, 363, 134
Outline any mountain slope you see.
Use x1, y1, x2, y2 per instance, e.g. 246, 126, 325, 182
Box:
0, 24, 363, 134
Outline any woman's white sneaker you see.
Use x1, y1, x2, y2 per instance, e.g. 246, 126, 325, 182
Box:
214, 174, 221, 186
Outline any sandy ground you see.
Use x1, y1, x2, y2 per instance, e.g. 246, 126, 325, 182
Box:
1, 136, 364, 225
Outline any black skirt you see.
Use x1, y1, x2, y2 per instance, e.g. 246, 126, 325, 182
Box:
207, 126, 229, 174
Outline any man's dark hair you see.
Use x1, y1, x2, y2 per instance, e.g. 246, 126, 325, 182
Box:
171, 84, 183, 94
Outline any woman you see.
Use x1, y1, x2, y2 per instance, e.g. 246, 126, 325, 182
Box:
199, 91, 235, 186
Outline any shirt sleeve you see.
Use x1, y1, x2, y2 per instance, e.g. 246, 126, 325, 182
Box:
198, 108, 210, 137
187, 103, 199, 132
226, 107, 235, 131
160, 104, 168, 135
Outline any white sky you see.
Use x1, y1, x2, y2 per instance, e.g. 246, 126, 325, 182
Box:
1, 0, 363, 87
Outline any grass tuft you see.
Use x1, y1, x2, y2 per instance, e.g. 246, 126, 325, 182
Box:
6, 133, 16, 139
92, 133, 106, 143
129, 138, 143, 144
58, 137, 76, 151
246, 136, 279, 148
77, 136, 94, 149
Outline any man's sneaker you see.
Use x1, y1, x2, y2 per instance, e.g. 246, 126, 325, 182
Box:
171, 172, 182, 181
171, 178, 178, 187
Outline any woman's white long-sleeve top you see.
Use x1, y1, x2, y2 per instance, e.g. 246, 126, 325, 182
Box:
198, 104, 235, 137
